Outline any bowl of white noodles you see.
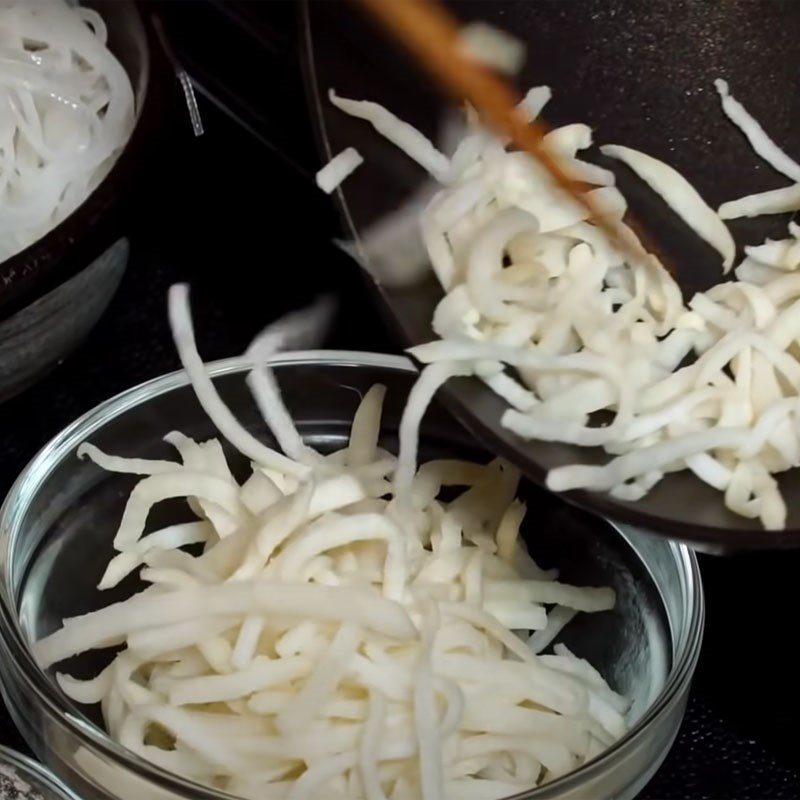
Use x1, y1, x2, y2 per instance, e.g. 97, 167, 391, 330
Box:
0, 286, 702, 800
0, 344, 702, 800
0, 0, 167, 400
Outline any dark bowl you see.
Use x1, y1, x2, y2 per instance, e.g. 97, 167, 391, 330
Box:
0, 0, 170, 400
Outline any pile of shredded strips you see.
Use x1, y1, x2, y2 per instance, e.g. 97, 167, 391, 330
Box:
34, 285, 627, 800
321, 78, 800, 531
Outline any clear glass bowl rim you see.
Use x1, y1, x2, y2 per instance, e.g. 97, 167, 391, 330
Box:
0, 351, 705, 800
0, 743, 82, 799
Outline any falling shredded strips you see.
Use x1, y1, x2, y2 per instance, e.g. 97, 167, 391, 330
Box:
457, 22, 526, 75
517, 85, 552, 122
329, 89, 451, 183
37, 286, 625, 799
316, 147, 364, 194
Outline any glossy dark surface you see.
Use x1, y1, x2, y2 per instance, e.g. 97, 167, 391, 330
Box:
305, 0, 800, 547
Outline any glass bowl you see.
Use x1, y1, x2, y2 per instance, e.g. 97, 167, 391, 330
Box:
0, 744, 82, 799
0, 352, 704, 800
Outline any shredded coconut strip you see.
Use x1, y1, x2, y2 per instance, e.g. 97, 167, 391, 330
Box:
718, 183, 800, 220
329, 90, 450, 182
601, 144, 735, 271
316, 147, 364, 193
395, 360, 473, 502
715, 79, 800, 183
168, 285, 308, 479
77, 443, 179, 475
34, 582, 417, 668
458, 21, 526, 75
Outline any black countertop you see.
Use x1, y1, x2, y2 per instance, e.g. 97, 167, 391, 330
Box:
1, 24, 799, 798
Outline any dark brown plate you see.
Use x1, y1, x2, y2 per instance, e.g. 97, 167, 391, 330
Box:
302, 0, 800, 550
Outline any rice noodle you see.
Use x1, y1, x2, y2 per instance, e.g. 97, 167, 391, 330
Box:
528, 607, 578, 655
0, 0, 135, 262
245, 295, 336, 362
76, 443, 179, 475
395, 361, 472, 502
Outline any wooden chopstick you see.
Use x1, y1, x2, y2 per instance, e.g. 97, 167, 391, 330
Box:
358, 0, 645, 264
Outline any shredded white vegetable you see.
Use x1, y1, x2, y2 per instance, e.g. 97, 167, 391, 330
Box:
169, 284, 309, 479
714, 80, 800, 183
37, 289, 625, 799
330, 90, 450, 183
245, 295, 336, 362
718, 183, 800, 220
457, 22, 526, 76
600, 144, 735, 271
316, 147, 364, 194
0, 0, 135, 262
517, 86, 552, 123
324, 75, 800, 530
